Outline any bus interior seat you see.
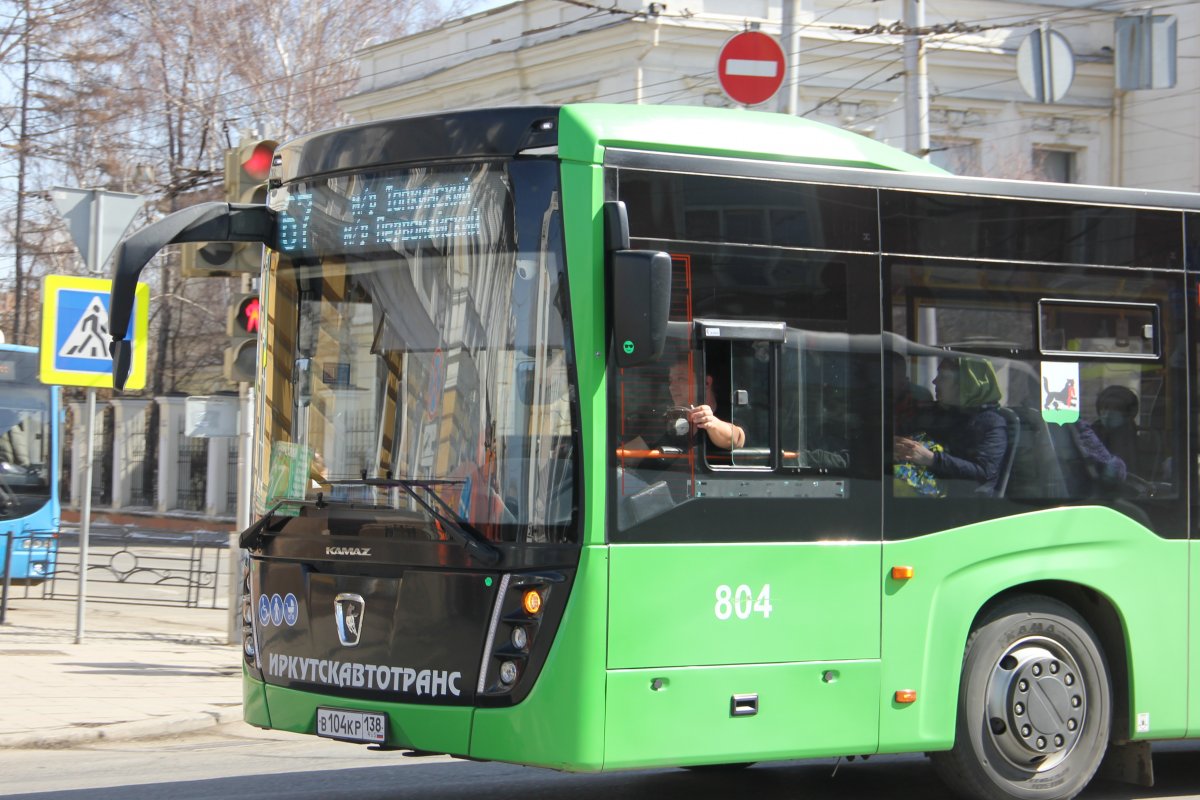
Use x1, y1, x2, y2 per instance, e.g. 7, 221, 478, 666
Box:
1004, 407, 1068, 500
993, 406, 1020, 498
1141, 387, 1170, 483
1134, 428, 1163, 482
1049, 423, 1112, 499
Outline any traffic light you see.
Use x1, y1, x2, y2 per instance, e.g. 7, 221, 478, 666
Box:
224, 139, 277, 273
180, 242, 238, 278
225, 292, 260, 383
181, 139, 277, 278
228, 139, 276, 205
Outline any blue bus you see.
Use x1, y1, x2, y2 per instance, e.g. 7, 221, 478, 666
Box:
0, 344, 60, 583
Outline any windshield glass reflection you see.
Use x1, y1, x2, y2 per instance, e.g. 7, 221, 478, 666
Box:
258, 160, 575, 544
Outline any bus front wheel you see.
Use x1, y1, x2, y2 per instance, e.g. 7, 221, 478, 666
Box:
932, 596, 1111, 800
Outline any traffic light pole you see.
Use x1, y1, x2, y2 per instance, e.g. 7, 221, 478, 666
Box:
237, 269, 254, 535
228, 272, 255, 645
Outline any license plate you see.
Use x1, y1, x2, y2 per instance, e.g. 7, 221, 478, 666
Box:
316, 707, 387, 743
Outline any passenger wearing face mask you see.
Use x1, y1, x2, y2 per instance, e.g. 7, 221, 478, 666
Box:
1092, 386, 1141, 476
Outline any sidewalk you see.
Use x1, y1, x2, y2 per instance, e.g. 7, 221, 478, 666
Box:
0, 594, 243, 748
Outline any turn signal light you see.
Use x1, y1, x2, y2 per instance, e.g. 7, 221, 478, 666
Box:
522, 589, 543, 616
895, 689, 917, 704
891, 565, 914, 580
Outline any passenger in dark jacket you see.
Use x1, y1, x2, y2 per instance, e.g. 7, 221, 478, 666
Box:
1062, 420, 1126, 497
1091, 385, 1141, 475
894, 356, 1008, 495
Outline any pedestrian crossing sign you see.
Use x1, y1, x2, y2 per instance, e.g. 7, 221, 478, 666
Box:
39, 275, 149, 389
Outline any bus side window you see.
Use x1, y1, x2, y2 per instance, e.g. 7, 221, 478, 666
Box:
730, 341, 772, 461
701, 338, 773, 468
700, 329, 856, 474
696, 322, 785, 470
889, 258, 1184, 539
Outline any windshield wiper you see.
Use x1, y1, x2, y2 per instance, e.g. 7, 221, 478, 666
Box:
326, 478, 501, 567
238, 499, 316, 549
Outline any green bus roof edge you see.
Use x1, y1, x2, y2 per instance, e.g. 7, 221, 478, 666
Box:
558, 103, 947, 175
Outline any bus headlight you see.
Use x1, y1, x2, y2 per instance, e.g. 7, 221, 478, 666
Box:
511, 626, 528, 650
478, 571, 567, 698
241, 557, 263, 679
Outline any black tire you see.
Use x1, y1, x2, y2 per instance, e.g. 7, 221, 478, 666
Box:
932, 596, 1111, 800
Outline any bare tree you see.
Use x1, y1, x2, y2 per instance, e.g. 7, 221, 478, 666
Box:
221, 0, 466, 140
0, 0, 127, 344
2, 0, 466, 388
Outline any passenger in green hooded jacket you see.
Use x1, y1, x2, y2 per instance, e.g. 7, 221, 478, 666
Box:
893, 356, 1008, 495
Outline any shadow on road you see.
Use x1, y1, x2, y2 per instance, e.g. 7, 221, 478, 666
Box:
7, 744, 1200, 800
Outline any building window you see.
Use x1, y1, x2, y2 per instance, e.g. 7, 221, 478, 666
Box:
1033, 148, 1075, 183
930, 138, 981, 176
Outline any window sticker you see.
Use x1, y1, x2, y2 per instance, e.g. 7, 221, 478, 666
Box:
266, 441, 314, 508
1041, 362, 1080, 425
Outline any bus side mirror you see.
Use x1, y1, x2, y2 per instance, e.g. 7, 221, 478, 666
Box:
611, 249, 672, 368
111, 340, 133, 390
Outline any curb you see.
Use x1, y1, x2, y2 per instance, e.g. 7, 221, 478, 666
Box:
0, 706, 243, 749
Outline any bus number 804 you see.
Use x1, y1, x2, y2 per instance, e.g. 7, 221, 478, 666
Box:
714, 584, 772, 620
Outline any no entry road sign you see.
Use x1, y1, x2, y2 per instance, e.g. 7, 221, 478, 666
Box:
718, 31, 786, 106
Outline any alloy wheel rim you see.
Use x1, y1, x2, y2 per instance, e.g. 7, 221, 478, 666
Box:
984, 636, 1087, 772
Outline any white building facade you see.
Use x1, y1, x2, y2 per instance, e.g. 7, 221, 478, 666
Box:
340, 0, 1198, 190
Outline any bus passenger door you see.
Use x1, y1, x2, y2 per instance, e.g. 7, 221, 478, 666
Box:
606, 252, 883, 768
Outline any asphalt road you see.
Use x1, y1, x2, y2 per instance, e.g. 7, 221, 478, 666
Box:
3, 722, 1200, 800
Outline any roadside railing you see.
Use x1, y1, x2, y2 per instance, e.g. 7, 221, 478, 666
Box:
0, 531, 59, 624
41, 526, 227, 609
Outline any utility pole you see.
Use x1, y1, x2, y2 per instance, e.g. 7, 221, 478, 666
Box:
776, 0, 801, 115
903, 0, 930, 159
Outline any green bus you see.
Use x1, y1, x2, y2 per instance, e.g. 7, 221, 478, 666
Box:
109, 103, 1200, 800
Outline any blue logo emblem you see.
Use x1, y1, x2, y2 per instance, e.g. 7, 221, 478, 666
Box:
283, 593, 299, 627
257, 594, 271, 627
270, 594, 284, 627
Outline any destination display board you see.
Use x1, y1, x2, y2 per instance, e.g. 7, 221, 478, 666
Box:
275, 164, 508, 259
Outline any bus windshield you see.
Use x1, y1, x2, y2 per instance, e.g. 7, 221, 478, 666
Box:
0, 353, 52, 510
256, 158, 576, 544
0, 388, 51, 506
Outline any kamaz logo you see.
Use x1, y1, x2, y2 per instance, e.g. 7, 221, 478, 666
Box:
326, 546, 372, 557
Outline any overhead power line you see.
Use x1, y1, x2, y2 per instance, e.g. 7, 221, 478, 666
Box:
833, 20, 1005, 37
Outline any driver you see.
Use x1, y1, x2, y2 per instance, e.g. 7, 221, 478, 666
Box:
666, 360, 745, 450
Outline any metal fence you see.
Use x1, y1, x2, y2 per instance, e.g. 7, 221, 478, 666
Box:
341, 408, 378, 477
176, 435, 208, 512
40, 526, 226, 609
91, 406, 114, 507
127, 403, 157, 507
0, 531, 59, 623
226, 441, 239, 516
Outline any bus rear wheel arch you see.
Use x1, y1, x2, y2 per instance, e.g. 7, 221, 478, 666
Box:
932, 595, 1111, 800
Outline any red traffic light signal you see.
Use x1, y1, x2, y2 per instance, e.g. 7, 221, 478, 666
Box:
228, 293, 261, 337
240, 142, 274, 182
229, 140, 278, 203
